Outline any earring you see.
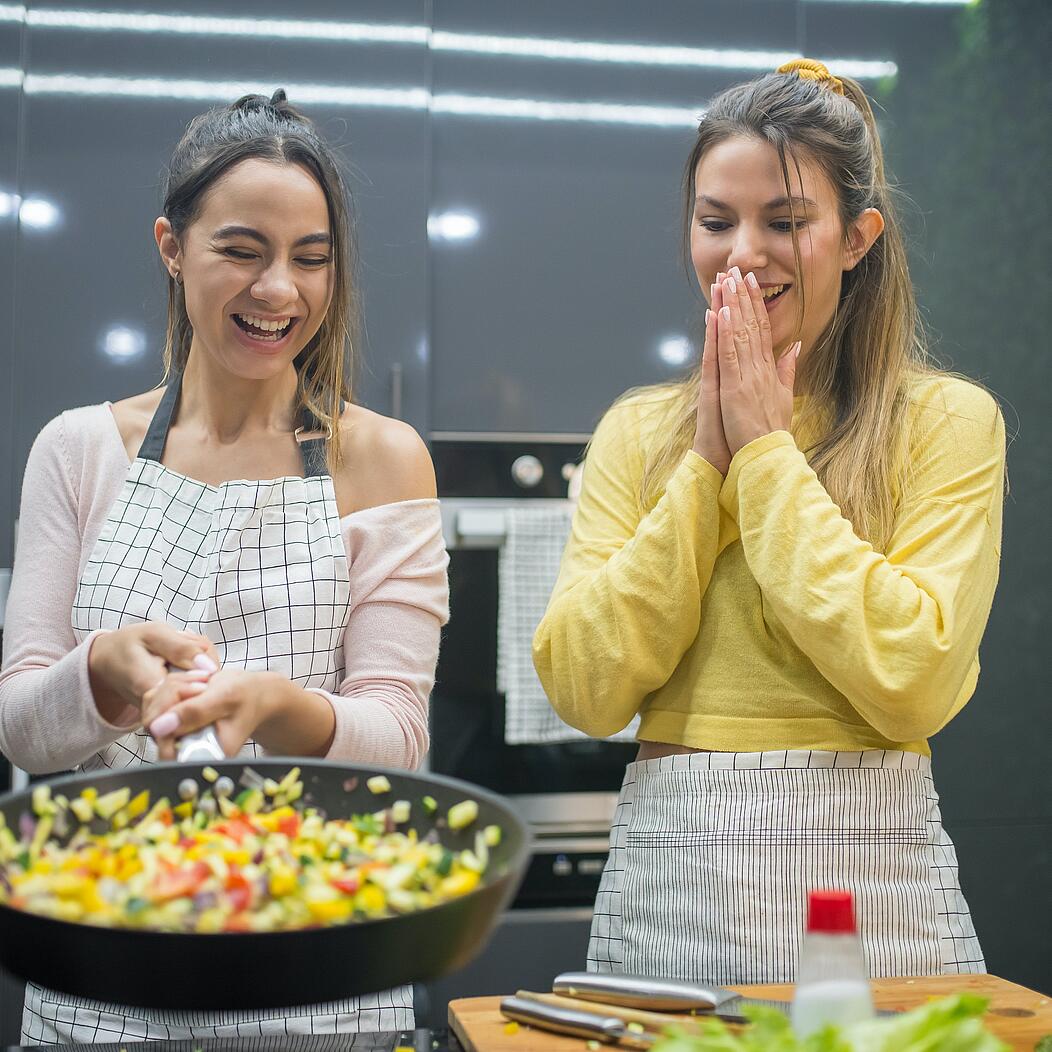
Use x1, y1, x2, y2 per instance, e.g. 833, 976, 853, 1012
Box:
173, 270, 183, 286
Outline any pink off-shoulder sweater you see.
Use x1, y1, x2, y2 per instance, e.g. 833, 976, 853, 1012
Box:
0, 405, 450, 775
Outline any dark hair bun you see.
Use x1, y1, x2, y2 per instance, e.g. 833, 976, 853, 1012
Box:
231, 90, 295, 119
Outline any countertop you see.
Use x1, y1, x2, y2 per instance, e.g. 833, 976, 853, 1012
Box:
450, 974, 1052, 1051
7, 1032, 461, 1051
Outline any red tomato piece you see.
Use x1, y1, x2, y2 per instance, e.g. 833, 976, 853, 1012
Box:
329, 876, 360, 896
152, 861, 210, 903
276, 814, 300, 839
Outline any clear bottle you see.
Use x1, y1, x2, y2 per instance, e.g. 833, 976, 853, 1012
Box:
791, 889, 875, 1038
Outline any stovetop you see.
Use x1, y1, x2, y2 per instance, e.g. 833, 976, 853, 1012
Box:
8, 1029, 458, 1051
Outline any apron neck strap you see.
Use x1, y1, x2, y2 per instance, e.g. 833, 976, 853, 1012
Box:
136, 371, 182, 463
136, 370, 339, 479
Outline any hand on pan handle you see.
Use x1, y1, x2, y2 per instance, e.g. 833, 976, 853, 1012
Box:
143, 668, 277, 761
88, 622, 219, 724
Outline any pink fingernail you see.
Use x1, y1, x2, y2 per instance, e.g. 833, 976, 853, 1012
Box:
194, 654, 218, 673
705, 309, 712, 324
746, 272, 759, 289
149, 711, 180, 737
730, 266, 743, 281
725, 277, 736, 294
183, 669, 211, 681
720, 306, 731, 322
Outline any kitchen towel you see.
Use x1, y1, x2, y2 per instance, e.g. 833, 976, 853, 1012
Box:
498, 505, 639, 745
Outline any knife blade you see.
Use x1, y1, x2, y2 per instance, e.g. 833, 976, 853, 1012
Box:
500, 995, 658, 1048
553, 971, 792, 1023
553, 971, 897, 1023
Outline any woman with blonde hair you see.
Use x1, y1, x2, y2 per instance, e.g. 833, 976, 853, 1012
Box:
534, 60, 1004, 984
0, 90, 448, 1040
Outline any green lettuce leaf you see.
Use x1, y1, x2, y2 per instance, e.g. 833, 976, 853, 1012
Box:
648, 995, 1008, 1052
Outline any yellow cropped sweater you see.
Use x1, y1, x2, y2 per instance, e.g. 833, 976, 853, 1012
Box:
533, 376, 1005, 756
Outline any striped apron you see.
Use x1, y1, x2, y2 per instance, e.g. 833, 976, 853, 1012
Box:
588, 749, 984, 984
22, 373, 415, 1043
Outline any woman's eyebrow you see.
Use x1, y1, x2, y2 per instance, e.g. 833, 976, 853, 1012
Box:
212, 225, 331, 247
693, 194, 818, 211
764, 195, 818, 209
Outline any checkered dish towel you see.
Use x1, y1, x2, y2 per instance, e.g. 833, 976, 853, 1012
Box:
498, 505, 639, 745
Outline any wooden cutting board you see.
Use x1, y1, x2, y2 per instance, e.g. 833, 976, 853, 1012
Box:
449, 974, 1052, 1051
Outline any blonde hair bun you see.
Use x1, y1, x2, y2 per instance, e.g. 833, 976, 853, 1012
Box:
776, 58, 845, 96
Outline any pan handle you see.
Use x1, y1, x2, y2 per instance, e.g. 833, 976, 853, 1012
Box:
176, 725, 225, 763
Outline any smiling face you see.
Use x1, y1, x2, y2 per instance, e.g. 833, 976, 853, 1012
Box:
157, 158, 335, 380
690, 134, 857, 358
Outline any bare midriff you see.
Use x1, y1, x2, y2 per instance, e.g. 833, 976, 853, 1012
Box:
636, 740, 715, 761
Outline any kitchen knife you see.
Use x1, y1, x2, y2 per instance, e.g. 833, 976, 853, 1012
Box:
554, 972, 897, 1023
500, 995, 657, 1048
553, 971, 792, 1024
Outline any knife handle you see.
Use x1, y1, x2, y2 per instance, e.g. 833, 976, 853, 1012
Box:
500, 995, 648, 1047
518, 991, 690, 1031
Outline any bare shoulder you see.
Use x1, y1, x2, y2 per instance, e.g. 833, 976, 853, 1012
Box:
334, 404, 437, 515
109, 389, 166, 462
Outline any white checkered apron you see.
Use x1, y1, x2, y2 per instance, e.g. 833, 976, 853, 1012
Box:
22, 375, 415, 1043
588, 749, 985, 984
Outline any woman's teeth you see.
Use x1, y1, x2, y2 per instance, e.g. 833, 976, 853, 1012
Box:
762, 284, 788, 301
234, 313, 292, 340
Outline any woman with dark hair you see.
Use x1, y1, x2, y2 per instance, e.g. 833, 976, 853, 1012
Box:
0, 91, 447, 1040
535, 61, 1005, 984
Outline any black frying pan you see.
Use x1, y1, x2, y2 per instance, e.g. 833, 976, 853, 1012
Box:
0, 758, 530, 1009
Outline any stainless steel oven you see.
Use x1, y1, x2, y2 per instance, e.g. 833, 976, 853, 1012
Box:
428, 434, 636, 911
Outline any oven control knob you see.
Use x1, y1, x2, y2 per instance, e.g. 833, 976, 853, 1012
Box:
511, 455, 544, 488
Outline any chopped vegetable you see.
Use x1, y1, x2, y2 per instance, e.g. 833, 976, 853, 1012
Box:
201, 767, 219, 783
93, 788, 130, 820
0, 771, 502, 935
422, 795, 437, 815
448, 800, 479, 831
366, 776, 391, 795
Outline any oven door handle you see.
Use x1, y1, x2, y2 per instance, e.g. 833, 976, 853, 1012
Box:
453, 508, 507, 548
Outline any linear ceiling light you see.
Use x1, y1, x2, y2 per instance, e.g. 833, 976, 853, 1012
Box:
24, 9, 428, 43
23, 74, 430, 110
430, 33, 896, 79
0, 7, 898, 79
805, 0, 969, 5
16, 72, 702, 127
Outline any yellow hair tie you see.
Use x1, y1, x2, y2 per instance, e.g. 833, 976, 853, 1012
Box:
777, 58, 845, 96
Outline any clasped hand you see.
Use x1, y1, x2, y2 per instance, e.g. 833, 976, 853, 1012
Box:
142, 666, 280, 761
692, 266, 800, 475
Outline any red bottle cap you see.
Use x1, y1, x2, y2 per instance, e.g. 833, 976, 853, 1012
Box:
806, 889, 857, 933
